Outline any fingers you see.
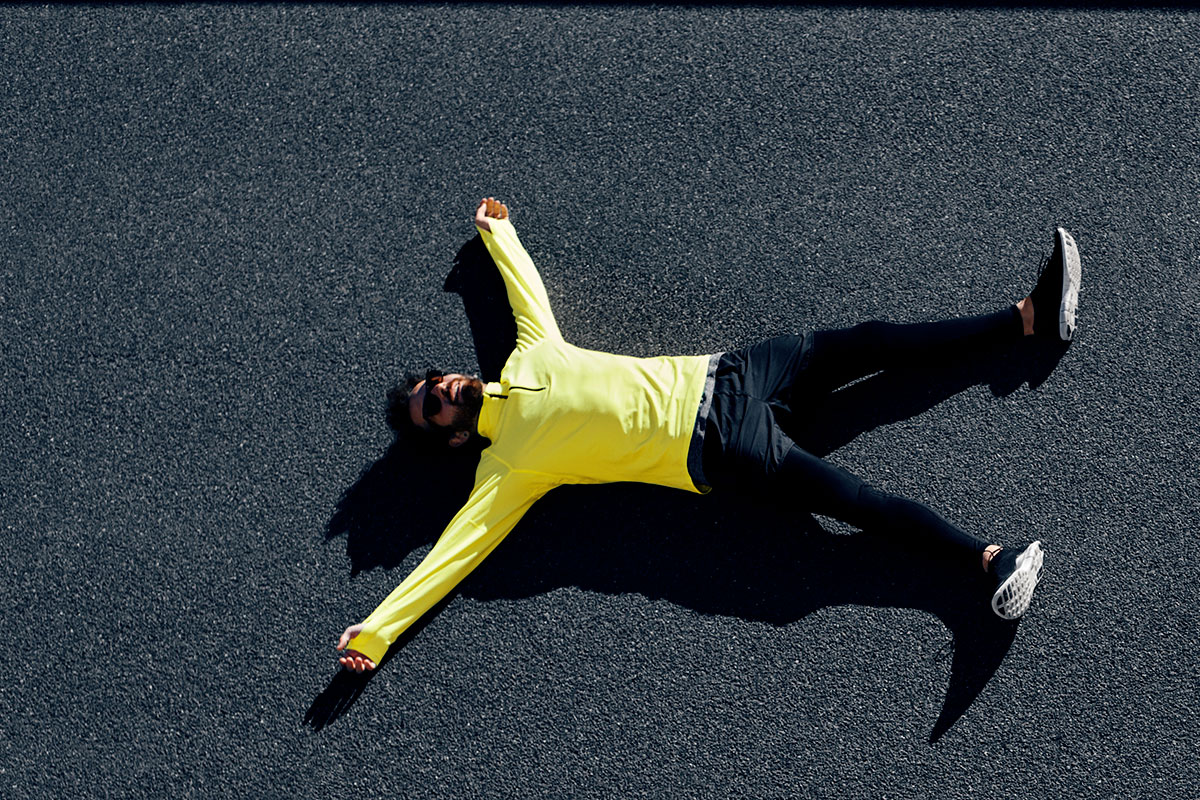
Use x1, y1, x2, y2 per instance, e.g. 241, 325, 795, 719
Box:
337, 650, 377, 673
477, 197, 509, 220
336, 625, 375, 670
473, 197, 509, 234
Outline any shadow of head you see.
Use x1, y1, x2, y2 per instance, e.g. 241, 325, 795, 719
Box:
325, 385, 485, 576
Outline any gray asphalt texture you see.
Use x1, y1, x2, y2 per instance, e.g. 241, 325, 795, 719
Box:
3, 4, 1198, 799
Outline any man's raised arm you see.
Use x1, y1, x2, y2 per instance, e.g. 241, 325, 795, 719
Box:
473, 197, 562, 347
337, 458, 555, 672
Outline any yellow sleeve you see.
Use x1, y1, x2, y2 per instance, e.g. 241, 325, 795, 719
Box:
347, 457, 553, 663
477, 218, 562, 346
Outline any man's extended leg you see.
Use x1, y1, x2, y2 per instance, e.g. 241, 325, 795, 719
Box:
704, 351, 1046, 619
703, 391, 992, 569
802, 307, 1024, 394
765, 438, 1044, 620
801, 227, 1080, 393
770, 442, 990, 567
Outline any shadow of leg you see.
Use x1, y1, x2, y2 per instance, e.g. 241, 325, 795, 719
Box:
821, 532, 1020, 743
931, 610, 1020, 743
464, 485, 1021, 741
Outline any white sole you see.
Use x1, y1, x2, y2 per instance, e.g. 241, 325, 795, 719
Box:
991, 541, 1045, 620
1056, 227, 1081, 341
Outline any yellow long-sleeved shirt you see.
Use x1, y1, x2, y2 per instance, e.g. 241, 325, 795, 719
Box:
348, 219, 712, 662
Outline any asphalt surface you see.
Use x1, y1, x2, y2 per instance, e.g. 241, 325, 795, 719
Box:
2, 5, 1198, 799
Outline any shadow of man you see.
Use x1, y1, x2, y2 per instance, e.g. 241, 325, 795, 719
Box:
305, 236, 1067, 742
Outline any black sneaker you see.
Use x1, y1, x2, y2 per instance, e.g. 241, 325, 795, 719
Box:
990, 541, 1045, 620
1030, 228, 1081, 341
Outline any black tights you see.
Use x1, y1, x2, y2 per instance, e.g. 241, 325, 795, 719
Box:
805, 310, 1022, 393
706, 307, 1024, 565
773, 445, 990, 560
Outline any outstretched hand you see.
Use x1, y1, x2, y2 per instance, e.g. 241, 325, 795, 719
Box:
337, 623, 377, 673
474, 196, 509, 233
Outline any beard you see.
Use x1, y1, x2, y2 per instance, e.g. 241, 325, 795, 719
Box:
448, 377, 485, 432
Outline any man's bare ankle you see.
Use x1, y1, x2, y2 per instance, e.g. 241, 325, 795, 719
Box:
1016, 297, 1035, 336
982, 544, 1003, 573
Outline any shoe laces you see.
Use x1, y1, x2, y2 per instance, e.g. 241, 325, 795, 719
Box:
1036, 253, 1051, 280
1031, 254, 1053, 302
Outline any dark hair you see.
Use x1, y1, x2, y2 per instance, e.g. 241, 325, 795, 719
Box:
385, 373, 424, 434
